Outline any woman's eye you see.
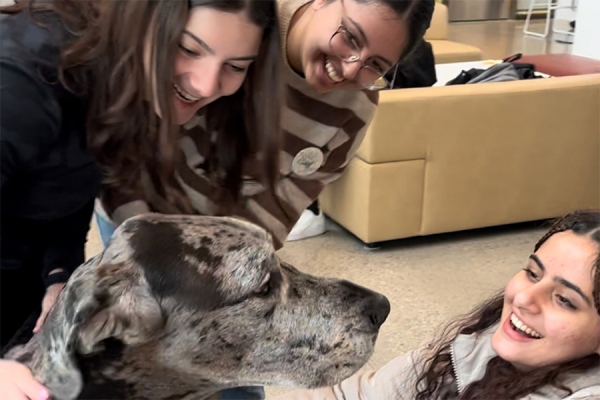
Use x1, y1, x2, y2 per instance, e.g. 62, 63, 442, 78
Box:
345, 31, 359, 50
523, 268, 539, 281
556, 294, 576, 310
179, 44, 198, 57
227, 64, 247, 74
367, 60, 385, 74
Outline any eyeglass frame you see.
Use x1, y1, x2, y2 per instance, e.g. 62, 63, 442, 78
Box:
327, 3, 399, 90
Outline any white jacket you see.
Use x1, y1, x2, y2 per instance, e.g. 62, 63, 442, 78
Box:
273, 326, 600, 400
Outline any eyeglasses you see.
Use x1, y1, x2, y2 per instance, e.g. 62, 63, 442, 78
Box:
328, 0, 397, 91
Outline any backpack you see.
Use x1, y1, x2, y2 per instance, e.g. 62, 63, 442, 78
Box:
446, 53, 544, 85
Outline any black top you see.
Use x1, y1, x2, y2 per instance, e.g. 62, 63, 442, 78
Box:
0, 11, 102, 286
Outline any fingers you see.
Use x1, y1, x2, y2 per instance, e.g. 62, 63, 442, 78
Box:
14, 380, 49, 400
1, 361, 49, 400
32, 312, 46, 334
33, 301, 49, 333
33, 283, 64, 333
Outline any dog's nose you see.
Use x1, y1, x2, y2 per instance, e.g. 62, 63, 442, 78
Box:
338, 281, 391, 330
365, 294, 391, 329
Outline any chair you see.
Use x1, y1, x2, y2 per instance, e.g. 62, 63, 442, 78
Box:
523, 0, 577, 38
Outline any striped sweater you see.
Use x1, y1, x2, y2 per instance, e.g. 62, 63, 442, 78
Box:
101, 0, 378, 249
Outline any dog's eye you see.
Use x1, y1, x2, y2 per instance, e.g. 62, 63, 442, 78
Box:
255, 274, 271, 297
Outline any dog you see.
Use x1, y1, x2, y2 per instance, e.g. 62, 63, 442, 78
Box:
5, 214, 391, 400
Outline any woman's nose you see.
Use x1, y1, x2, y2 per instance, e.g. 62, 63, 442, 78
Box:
188, 64, 220, 99
342, 61, 362, 80
513, 286, 543, 315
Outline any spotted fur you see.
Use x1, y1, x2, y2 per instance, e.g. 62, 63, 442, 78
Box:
5, 214, 390, 400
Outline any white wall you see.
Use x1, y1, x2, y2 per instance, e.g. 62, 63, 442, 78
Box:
572, 0, 600, 60
554, 0, 578, 22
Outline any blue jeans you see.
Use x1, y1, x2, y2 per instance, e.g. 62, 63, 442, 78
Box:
94, 212, 265, 400
220, 387, 265, 399
95, 212, 116, 247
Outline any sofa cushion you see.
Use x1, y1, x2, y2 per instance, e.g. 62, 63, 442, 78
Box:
429, 40, 482, 64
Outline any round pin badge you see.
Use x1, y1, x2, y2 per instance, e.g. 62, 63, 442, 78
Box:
291, 147, 324, 176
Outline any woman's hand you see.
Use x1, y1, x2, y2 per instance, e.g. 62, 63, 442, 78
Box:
33, 282, 65, 333
0, 360, 49, 400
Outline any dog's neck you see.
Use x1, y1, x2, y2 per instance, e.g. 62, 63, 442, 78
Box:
73, 338, 226, 400
9, 336, 225, 400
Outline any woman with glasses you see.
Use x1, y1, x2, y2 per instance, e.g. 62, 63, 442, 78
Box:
97, 0, 436, 251
282, 0, 436, 242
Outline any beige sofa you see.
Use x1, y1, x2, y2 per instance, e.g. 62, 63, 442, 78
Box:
320, 74, 600, 245
426, 3, 482, 64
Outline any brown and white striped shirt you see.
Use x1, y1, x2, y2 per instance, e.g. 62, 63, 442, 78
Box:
101, 0, 378, 249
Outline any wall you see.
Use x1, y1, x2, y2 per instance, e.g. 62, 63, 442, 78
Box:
554, 0, 578, 22
572, 0, 600, 60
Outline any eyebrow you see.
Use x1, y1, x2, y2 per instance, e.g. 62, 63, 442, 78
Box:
183, 31, 257, 62
529, 254, 592, 306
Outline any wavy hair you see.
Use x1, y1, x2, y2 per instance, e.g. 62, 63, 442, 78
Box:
413, 210, 600, 400
2, 0, 282, 213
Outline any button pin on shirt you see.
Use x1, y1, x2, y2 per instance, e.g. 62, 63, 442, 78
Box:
291, 147, 324, 176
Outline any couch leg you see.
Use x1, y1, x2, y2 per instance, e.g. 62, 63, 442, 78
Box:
363, 242, 381, 250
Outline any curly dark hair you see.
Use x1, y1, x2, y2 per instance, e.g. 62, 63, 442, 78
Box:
1, 0, 282, 213
413, 210, 600, 400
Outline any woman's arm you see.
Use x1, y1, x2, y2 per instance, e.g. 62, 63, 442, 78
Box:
0, 60, 61, 189
271, 351, 421, 400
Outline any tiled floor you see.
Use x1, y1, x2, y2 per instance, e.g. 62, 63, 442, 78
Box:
447, 18, 572, 59
82, 18, 575, 399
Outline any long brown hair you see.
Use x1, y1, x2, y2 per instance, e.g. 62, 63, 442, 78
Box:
1, 0, 282, 213
414, 210, 600, 400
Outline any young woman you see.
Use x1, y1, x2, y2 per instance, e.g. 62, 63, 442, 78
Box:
0, 0, 281, 398
1, 0, 280, 347
279, 209, 600, 399
97, 0, 436, 248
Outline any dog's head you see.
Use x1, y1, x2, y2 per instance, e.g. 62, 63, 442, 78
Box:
10, 214, 390, 398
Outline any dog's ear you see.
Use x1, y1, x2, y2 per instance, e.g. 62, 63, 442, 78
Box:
27, 258, 164, 400
76, 261, 165, 354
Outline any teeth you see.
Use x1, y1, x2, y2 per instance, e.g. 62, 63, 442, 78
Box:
325, 57, 343, 83
173, 83, 200, 103
510, 314, 542, 338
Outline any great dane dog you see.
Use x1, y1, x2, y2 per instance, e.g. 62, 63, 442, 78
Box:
5, 214, 391, 400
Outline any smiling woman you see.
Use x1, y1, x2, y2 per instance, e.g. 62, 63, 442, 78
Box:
278, 209, 600, 400
0, 0, 281, 398
94, 0, 437, 252
167, 7, 263, 124
492, 231, 600, 371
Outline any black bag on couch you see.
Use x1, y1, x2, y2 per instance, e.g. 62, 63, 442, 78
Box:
445, 53, 543, 85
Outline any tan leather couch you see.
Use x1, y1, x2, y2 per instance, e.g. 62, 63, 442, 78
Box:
426, 3, 482, 64
320, 74, 600, 244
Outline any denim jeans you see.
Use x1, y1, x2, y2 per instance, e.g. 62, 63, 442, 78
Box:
220, 387, 265, 399
95, 212, 116, 247
94, 212, 265, 400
